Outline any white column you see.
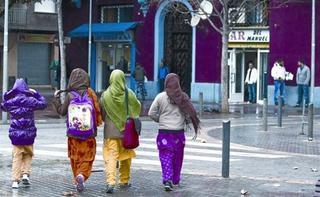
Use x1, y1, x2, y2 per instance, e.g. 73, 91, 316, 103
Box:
2, 0, 9, 123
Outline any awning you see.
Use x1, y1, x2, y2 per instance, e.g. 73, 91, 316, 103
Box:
69, 22, 139, 41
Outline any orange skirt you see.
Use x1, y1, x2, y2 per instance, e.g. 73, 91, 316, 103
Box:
68, 137, 96, 180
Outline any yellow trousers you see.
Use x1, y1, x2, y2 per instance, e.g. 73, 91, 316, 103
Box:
102, 139, 135, 185
12, 145, 33, 181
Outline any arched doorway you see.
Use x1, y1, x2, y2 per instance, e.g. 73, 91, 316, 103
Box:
164, 4, 192, 95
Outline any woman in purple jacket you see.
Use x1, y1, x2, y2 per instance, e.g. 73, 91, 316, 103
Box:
1, 79, 47, 189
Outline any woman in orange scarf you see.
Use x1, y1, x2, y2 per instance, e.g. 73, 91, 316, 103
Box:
52, 68, 102, 193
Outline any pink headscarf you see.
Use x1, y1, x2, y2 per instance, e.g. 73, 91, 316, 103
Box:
165, 73, 200, 135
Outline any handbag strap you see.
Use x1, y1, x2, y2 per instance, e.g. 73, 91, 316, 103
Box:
125, 88, 129, 118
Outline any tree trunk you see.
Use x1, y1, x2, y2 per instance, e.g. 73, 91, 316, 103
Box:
57, 0, 66, 102
220, 31, 229, 113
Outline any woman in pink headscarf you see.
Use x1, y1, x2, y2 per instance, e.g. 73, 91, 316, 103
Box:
148, 73, 200, 192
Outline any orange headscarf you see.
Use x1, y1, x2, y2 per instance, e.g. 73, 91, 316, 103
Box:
88, 87, 102, 126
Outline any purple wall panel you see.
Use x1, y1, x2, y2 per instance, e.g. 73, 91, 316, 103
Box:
195, 21, 221, 83
134, 5, 156, 81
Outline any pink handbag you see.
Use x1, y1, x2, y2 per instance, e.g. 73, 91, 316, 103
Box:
123, 117, 139, 149
122, 88, 140, 149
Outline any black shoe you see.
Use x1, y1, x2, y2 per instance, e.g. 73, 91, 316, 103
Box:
294, 104, 300, 108
119, 183, 131, 189
106, 184, 115, 194
164, 181, 173, 192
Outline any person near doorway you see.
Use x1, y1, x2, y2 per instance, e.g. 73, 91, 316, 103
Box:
158, 59, 169, 92
132, 63, 147, 100
116, 56, 128, 73
271, 60, 286, 106
244, 61, 258, 104
148, 73, 200, 192
295, 60, 310, 107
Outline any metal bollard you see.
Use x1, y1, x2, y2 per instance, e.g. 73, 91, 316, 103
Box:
277, 96, 283, 127
300, 99, 306, 135
263, 98, 268, 131
308, 103, 314, 141
222, 120, 230, 178
199, 92, 203, 117
263, 72, 268, 131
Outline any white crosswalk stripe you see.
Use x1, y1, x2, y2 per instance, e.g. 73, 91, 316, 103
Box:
0, 137, 290, 168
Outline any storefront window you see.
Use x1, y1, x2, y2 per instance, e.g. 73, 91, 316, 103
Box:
101, 5, 133, 23
235, 53, 243, 93
100, 43, 131, 74
259, 52, 268, 100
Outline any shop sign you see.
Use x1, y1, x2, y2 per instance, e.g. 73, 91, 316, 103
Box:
229, 29, 269, 43
18, 34, 55, 43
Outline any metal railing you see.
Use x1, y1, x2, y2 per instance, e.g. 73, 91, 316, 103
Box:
228, 1, 269, 27
0, 7, 27, 26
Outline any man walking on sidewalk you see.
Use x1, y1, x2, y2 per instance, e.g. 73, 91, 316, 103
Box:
295, 60, 310, 107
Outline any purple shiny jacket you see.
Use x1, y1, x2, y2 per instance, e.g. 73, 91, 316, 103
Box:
1, 79, 47, 145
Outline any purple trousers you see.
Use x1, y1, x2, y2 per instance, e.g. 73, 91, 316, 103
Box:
156, 131, 185, 185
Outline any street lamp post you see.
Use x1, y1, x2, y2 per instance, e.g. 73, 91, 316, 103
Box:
88, 0, 92, 77
308, 0, 316, 141
2, 0, 9, 124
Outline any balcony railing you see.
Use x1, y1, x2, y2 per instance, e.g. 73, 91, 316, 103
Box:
228, 1, 269, 27
0, 7, 27, 26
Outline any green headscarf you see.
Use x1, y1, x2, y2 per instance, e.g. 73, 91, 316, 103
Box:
101, 69, 141, 131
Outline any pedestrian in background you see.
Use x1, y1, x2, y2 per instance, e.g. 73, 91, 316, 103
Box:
244, 61, 258, 104
52, 68, 102, 193
133, 63, 147, 100
148, 73, 200, 192
116, 56, 128, 73
271, 60, 286, 106
1, 79, 47, 189
100, 69, 141, 193
158, 59, 169, 92
295, 60, 310, 107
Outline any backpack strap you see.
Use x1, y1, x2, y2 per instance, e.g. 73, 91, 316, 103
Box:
70, 91, 80, 99
125, 88, 129, 118
70, 90, 88, 101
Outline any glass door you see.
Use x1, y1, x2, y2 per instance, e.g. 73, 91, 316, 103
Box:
228, 49, 245, 102
96, 42, 131, 91
257, 49, 269, 104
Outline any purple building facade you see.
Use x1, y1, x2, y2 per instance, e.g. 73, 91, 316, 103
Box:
269, 1, 320, 106
63, 0, 320, 106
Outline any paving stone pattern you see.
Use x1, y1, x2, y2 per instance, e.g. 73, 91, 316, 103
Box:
208, 121, 320, 155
